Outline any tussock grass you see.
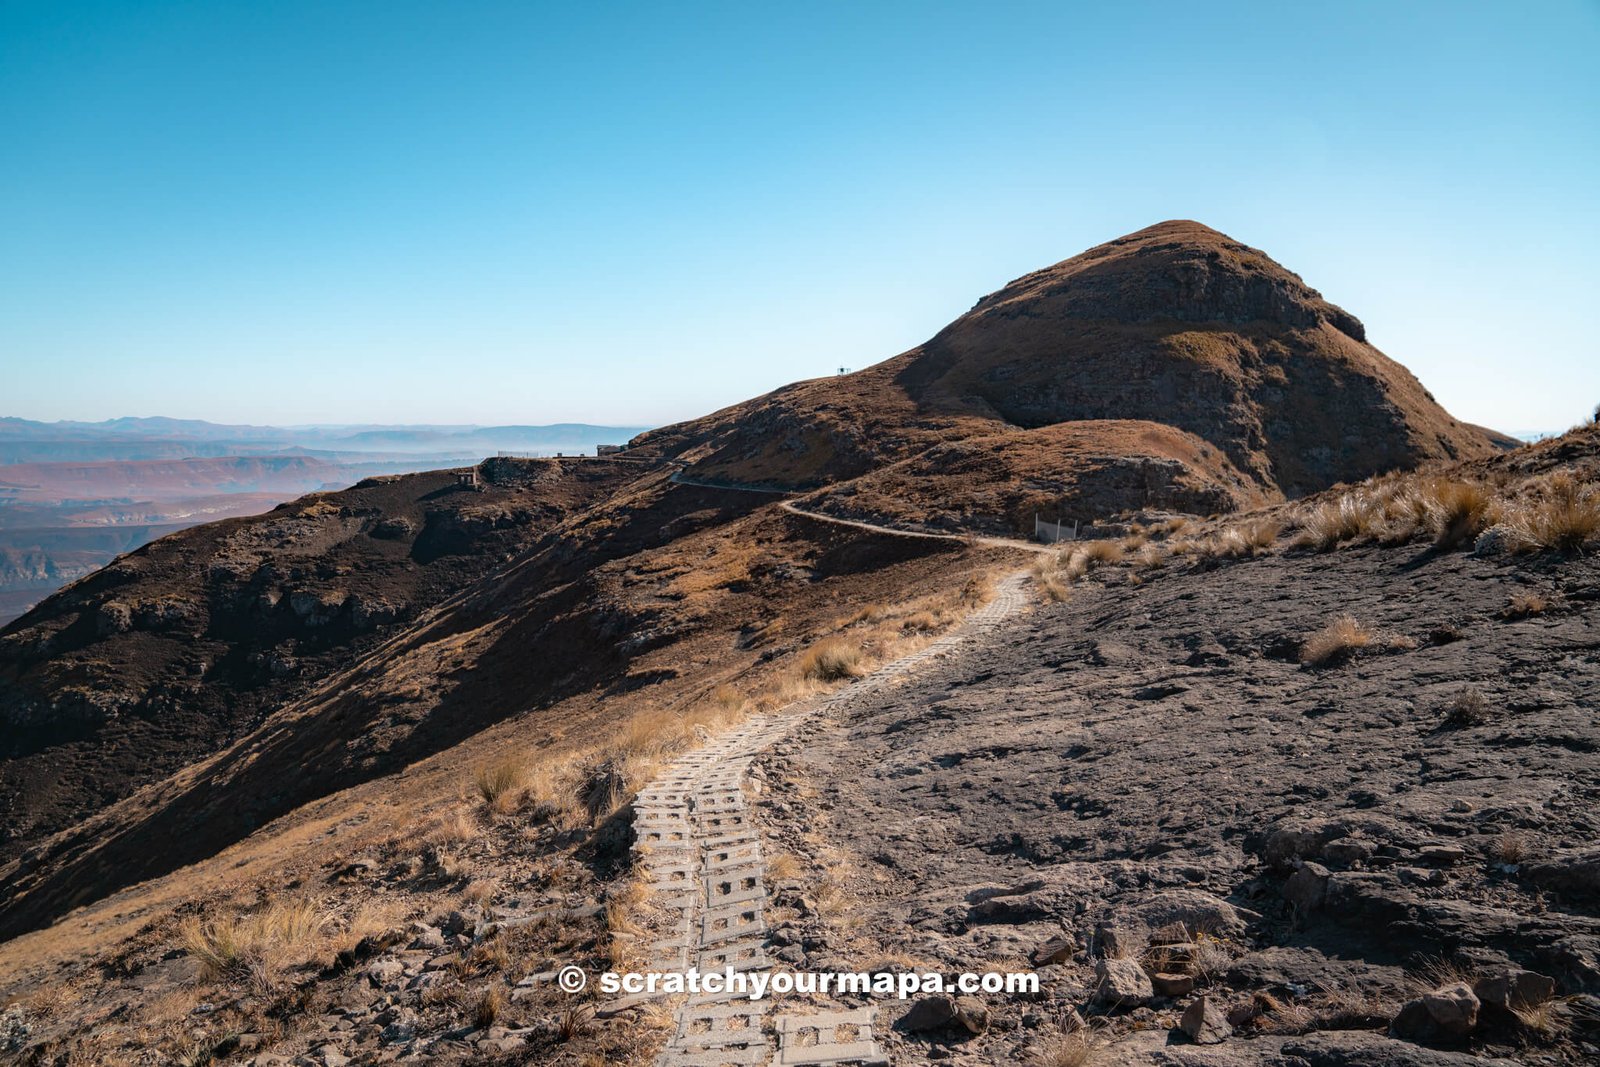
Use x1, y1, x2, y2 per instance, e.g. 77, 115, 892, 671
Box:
1424, 479, 1494, 548
472, 985, 506, 1028
1080, 540, 1125, 565
1501, 471, 1600, 552
1031, 1032, 1101, 1066
799, 639, 867, 682
1300, 614, 1373, 667
180, 897, 329, 986
474, 759, 524, 813
1504, 590, 1551, 618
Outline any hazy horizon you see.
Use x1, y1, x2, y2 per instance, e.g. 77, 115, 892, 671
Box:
4, 3, 1597, 431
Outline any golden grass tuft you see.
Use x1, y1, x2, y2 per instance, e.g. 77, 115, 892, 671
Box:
1300, 614, 1373, 667
472, 984, 506, 1029
1423, 479, 1494, 549
1031, 1032, 1101, 1067
474, 758, 525, 812
1080, 540, 1125, 565
1502, 472, 1600, 552
798, 638, 867, 682
1504, 590, 1551, 618
180, 897, 329, 986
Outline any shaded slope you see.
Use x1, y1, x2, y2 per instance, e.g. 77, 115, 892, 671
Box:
0, 457, 644, 858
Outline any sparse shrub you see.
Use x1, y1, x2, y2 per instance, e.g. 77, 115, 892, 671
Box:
1442, 688, 1490, 727
1031, 1032, 1100, 1066
472, 985, 505, 1028
1039, 574, 1070, 602
1489, 832, 1528, 865
1300, 614, 1373, 667
474, 758, 524, 812
799, 639, 866, 682
1504, 590, 1551, 619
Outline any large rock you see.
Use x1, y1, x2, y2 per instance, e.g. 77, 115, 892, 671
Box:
899, 994, 955, 1031
1283, 862, 1331, 912
1093, 958, 1153, 1010
1179, 994, 1231, 1044
1391, 982, 1479, 1043
1472, 968, 1555, 1012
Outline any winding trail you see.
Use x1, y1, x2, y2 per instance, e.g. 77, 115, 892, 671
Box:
667, 466, 1052, 556
621, 573, 1033, 1067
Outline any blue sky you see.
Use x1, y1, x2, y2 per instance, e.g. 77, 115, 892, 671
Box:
2, 2, 1596, 433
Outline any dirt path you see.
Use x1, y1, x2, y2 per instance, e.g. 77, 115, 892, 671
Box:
617, 574, 1032, 1067
668, 468, 1050, 555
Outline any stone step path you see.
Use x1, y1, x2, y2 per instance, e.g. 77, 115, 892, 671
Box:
622, 574, 1031, 1067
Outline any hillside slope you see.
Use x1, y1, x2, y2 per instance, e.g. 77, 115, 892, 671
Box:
0, 458, 644, 860
637, 221, 1504, 501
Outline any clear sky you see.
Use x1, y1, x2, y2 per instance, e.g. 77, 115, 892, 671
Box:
2, 2, 1596, 434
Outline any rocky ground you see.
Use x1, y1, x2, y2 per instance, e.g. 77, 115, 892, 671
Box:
754, 540, 1600, 1065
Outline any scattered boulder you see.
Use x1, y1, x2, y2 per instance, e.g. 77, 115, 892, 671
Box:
952, 996, 989, 1034
1284, 862, 1331, 912
1179, 995, 1231, 1044
1151, 972, 1195, 997
1419, 844, 1467, 867
900, 994, 956, 1031
1524, 849, 1600, 897
1391, 982, 1479, 1043
1031, 936, 1075, 966
365, 958, 403, 986
1092, 923, 1130, 959
1472, 968, 1555, 1012
1093, 958, 1153, 1010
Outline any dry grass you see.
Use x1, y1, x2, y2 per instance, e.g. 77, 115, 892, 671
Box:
1038, 573, 1071, 602
1080, 540, 1125, 565
767, 852, 802, 881
558, 1004, 595, 1042
1423, 479, 1495, 548
472, 984, 506, 1028
180, 897, 329, 987
1501, 471, 1600, 552
1207, 517, 1281, 559
1489, 832, 1529, 866
799, 638, 868, 682
1300, 614, 1373, 667
474, 758, 525, 813
1504, 590, 1552, 619
1295, 493, 1380, 551
1031, 1032, 1101, 1067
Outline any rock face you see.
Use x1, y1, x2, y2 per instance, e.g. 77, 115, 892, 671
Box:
639, 220, 1506, 499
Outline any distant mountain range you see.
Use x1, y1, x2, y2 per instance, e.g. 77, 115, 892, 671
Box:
0, 419, 652, 622
0, 418, 651, 464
